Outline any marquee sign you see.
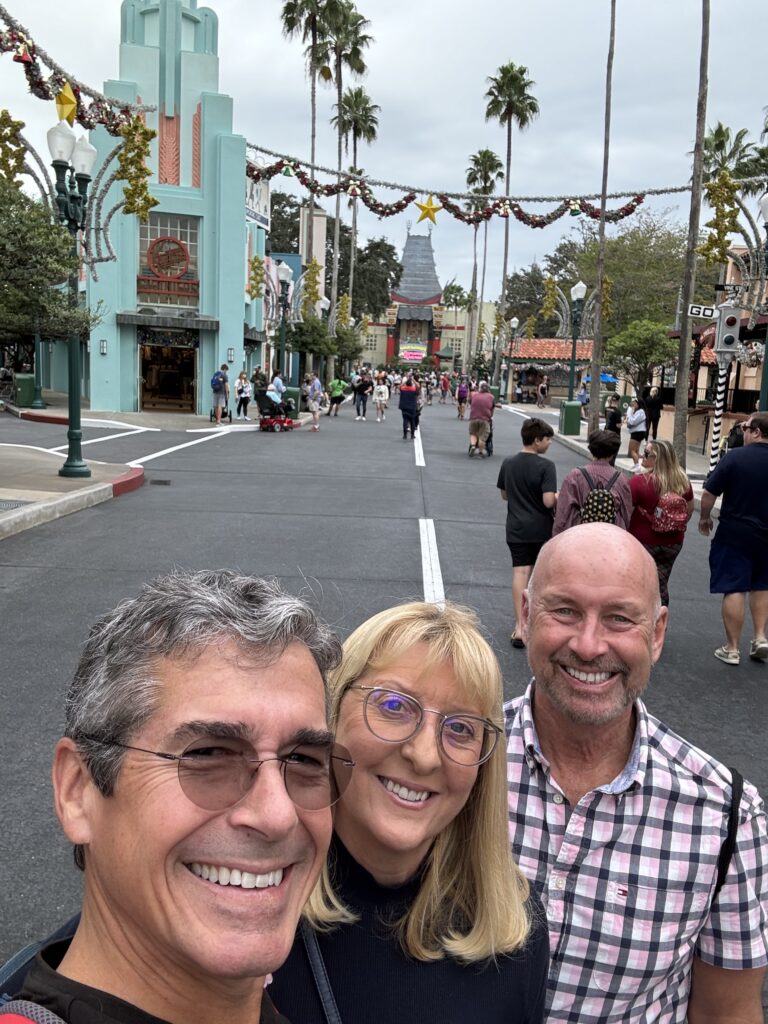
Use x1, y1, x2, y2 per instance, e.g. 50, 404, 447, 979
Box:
147, 237, 190, 279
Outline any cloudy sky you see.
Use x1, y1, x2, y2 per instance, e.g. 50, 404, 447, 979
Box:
2, 0, 766, 303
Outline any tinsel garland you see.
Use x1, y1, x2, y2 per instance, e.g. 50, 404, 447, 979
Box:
301, 257, 321, 319
0, 107, 24, 180
117, 115, 158, 221
247, 254, 265, 300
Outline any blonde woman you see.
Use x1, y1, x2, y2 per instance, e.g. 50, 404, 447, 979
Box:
629, 438, 694, 606
269, 602, 548, 1024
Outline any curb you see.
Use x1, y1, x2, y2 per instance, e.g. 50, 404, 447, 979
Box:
0, 467, 145, 542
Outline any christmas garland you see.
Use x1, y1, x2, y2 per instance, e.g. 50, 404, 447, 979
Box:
247, 157, 644, 228
699, 172, 741, 266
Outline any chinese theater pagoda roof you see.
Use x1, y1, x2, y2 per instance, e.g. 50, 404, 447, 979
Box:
391, 232, 442, 305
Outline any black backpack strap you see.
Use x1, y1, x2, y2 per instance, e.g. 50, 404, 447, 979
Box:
0, 1000, 68, 1022
300, 919, 342, 1024
0, 915, 80, 1006
714, 768, 743, 900
605, 470, 621, 491
578, 466, 598, 490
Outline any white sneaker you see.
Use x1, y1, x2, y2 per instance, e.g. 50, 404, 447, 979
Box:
377, 417, 381, 422
382, 414, 386, 421
362, 416, 366, 421
244, 416, 251, 421
355, 416, 361, 421
714, 646, 740, 666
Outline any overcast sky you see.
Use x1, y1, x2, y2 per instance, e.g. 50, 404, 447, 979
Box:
2, 0, 766, 304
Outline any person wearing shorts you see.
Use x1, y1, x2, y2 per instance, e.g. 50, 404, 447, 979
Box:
307, 371, 323, 431
327, 376, 349, 416
699, 412, 768, 666
497, 417, 557, 648
211, 363, 229, 425
468, 381, 495, 457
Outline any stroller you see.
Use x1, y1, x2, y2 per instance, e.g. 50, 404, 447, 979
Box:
209, 401, 232, 424
254, 390, 298, 432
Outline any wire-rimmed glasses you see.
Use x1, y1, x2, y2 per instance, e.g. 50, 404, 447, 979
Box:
79, 735, 354, 811
352, 686, 500, 766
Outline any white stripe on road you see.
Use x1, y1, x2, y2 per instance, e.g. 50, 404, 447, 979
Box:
49, 427, 151, 452
127, 431, 225, 466
413, 427, 425, 467
419, 518, 445, 607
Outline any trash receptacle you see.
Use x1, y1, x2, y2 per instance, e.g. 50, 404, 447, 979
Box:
559, 400, 582, 436
14, 373, 35, 407
283, 386, 302, 416
490, 385, 502, 405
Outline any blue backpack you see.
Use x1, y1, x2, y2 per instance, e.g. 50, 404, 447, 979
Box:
211, 371, 224, 393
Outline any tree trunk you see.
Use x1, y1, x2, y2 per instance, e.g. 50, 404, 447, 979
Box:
673, 0, 710, 469
307, 25, 317, 269
480, 218, 489, 315
348, 134, 358, 313
493, 120, 512, 386
588, 0, 616, 434
330, 56, 343, 310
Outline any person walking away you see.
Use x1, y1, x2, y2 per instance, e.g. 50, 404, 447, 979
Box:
644, 386, 663, 439
211, 363, 229, 425
625, 398, 647, 470
577, 381, 589, 420
456, 377, 469, 420
327, 375, 349, 417
354, 373, 373, 421
307, 371, 323, 431
628, 438, 693, 606
604, 393, 622, 436
536, 377, 548, 409
468, 381, 495, 458
553, 430, 631, 534
399, 375, 420, 439
699, 412, 768, 665
497, 417, 557, 648
235, 370, 252, 420
439, 372, 450, 404
373, 373, 389, 422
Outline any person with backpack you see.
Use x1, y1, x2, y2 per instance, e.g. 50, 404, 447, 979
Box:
629, 438, 693, 606
553, 430, 632, 534
211, 363, 229, 425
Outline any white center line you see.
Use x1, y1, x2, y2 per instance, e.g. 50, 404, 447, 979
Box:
419, 518, 445, 607
413, 427, 425, 467
127, 432, 225, 466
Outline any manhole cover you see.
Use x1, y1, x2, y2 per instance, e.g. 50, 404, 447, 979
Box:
0, 499, 31, 510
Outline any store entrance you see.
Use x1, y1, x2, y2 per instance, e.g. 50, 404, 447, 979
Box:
140, 345, 195, 412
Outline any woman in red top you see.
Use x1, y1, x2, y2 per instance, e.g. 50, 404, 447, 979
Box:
628, 438, 694, 606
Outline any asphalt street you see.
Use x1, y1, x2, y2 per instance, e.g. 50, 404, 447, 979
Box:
1, 399, 766, 961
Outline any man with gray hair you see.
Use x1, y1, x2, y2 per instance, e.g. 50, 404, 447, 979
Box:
6, 570, 352, 1024
505, 524, 767, 1022
468, 380, 495, 458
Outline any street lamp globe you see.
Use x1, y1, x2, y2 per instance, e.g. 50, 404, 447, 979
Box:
72, 135, 98, 176
571, 280, 587, 303
47, 120, 77, 163
319, 296, 331, 313
510, 316, 520, 332
759, 193, 768, 224
276, 262, 294, 285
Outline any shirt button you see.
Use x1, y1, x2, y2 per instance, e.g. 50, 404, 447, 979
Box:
553, 792, 564, 804
552, 876, 566, 890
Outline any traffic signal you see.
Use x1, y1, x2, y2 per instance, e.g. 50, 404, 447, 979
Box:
714, 305, 740, 354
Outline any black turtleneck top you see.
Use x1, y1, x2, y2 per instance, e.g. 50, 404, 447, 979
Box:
268, 836, 548, 1024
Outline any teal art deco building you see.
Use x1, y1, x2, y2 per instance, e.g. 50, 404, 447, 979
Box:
88, 0, 266, 413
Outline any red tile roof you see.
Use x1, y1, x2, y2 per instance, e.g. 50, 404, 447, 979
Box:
508, 339, 593, 362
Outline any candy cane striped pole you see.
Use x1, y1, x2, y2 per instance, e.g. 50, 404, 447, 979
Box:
708, 359, 730, 473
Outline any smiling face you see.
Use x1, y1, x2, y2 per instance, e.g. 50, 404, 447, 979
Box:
522, 526, 667, 728
70, 641, 332, 987
333, 644, 482, 884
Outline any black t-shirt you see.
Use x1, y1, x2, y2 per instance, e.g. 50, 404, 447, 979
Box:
604, 407, 622, 434
18, 940, 290, 1024
497, 453, 557, 543
704, 442, 768, 550
269, 837, 549, 1024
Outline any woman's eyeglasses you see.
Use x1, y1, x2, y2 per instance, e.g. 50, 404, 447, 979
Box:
352, 686, 501, 766
642, 448, 656, 458
78, 735, 355, 811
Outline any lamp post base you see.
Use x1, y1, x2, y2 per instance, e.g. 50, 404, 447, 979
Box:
59, 458, 92, 479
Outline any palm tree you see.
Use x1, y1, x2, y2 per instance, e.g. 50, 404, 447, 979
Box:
331, 85, 380, 307
699, 122, 768, 197
484, 63, 539, 384
281, 0, 342, 265
587, 0, 616, 434
315, 1, 372, 312
466, 149, 504, 329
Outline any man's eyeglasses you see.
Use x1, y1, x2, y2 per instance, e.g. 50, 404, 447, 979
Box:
352, 686, 501, 766
79, 735, 354, 811
740, 422, 755, 432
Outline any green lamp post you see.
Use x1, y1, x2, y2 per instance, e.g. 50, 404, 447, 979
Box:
276, 261, 293, 379
759, 193, 768, 415
567, 280, 587, 401
47, 119, 97, 478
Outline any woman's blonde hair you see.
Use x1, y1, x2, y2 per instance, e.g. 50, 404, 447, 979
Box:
304, 601, 531, 963
648, 438, 690, 495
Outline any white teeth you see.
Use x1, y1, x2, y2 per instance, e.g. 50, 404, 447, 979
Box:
382, 777, 430, 803
568, 669, 612, 684
189, 863, 284, 889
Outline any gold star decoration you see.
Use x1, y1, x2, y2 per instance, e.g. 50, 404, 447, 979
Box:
55, 82, 78, 126
416, 194, 442, 224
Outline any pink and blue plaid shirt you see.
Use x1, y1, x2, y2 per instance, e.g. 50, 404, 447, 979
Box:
506, 685, 768, 1023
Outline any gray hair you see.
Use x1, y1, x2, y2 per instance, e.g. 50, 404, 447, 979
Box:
67, 569, 341, 797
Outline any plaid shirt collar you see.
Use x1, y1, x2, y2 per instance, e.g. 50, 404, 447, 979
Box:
517, 680, 647, 794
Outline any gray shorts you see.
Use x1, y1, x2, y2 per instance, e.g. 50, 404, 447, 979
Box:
212, 392, 227, 408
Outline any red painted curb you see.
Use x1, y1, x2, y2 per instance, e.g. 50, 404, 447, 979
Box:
18, 410, 69, 425
112, 467, 145, 497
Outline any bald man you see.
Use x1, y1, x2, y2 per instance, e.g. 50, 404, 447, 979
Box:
504, 524, 767, 1023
